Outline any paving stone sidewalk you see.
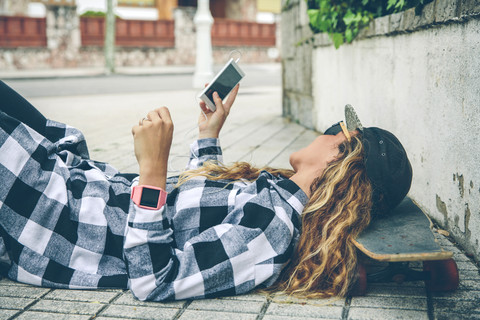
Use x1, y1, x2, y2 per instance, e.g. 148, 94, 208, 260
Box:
1, 84, 479, 320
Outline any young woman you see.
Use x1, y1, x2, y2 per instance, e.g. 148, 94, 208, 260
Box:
0, 80, 412, 301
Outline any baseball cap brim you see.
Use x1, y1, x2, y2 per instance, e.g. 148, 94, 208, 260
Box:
344, 104, 364, 132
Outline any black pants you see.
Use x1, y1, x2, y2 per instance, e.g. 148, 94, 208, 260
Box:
0, 80, 47, 136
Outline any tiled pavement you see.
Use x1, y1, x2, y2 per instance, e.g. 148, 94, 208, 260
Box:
1, 77, 479, 320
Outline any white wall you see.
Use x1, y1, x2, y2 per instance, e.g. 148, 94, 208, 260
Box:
282, 0, 480, 262
312, 18, 480, 259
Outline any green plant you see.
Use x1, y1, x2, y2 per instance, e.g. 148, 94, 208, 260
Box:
80, 10, 122, 19
80, 10, 107, 17
306, 0, 432, 49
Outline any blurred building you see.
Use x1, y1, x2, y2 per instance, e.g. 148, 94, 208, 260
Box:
0, 0, 281, 70
0, 0, 280, 22
116, 0, 280, 21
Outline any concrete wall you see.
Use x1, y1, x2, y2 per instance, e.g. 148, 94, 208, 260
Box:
282, 0, 480, 263
0, 0, 29, 15
281, 0, 315, 129
226, 0, 257, 21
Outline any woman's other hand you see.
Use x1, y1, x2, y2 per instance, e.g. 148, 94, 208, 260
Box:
198, 84, 239, 139
132, 107, 174, 189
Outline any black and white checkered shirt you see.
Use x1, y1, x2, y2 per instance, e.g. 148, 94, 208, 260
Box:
0, 111, 308, 301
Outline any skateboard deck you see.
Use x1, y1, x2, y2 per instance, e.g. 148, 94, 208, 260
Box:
353, 197, 452, 262
350, 197, 459, 294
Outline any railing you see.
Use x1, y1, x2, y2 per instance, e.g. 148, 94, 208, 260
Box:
212, 19, 276, 47
0, 16, 47, 47
80, 17, 175, 47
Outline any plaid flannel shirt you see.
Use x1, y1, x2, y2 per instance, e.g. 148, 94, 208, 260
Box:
0, 111, 308, 301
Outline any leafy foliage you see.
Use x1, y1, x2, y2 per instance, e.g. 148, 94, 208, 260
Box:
306, 0, 432, 48
80, 11, 122, 19
80, 11, 107, 17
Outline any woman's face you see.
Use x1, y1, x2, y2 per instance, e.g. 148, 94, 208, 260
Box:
289, 132, 347, 175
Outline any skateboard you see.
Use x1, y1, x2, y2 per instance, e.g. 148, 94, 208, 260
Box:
350, 197, 459, 296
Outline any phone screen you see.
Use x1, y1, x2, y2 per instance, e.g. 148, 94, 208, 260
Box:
205, 64, 243, 102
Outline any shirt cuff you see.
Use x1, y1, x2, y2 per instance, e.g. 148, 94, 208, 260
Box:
191, 138, 222, 157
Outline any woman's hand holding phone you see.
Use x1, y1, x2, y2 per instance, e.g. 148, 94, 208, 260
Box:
198, 84, 239, 139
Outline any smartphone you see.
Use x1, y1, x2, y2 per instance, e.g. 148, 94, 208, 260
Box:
198, 58, 245, 111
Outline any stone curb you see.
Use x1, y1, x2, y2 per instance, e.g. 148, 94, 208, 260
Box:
0, 66, 195, 81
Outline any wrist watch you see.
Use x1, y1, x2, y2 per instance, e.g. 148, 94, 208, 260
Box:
131, 185, 167, 210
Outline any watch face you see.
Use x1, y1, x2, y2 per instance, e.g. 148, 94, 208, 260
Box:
140, 188, 160, 208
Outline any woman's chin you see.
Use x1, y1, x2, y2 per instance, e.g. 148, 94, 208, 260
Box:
289, 155, 298, 172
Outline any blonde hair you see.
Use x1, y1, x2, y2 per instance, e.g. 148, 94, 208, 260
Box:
272, 134, 372, 297
176, 135, 372, 298
176, 161, 295, 186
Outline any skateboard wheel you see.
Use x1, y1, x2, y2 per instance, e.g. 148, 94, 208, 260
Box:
424, 259, 459, 292
349, 263, 367, 296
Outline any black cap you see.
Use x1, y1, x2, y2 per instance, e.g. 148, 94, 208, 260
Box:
324, 105, 413, 211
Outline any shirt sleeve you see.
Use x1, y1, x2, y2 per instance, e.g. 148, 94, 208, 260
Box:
123, 175, 307, 301
45, 119, 119, 177
45, 119, 90, 160
186, 138, 223, 170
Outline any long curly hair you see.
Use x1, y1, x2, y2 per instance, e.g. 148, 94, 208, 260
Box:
176, 134, 372, 298
272, 134, 372, 298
